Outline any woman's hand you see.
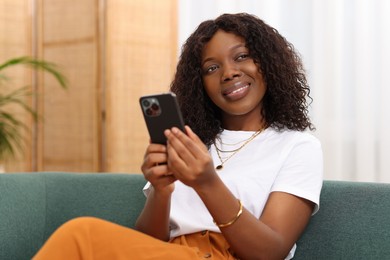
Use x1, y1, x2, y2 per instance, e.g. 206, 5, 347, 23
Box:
141, 143, 176, 195
164, 126, 218, 190
137, 143, 175, 240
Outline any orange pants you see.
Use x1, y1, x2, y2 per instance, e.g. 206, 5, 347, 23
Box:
33, 217, 237, 260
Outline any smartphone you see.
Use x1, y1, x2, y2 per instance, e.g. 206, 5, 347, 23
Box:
139, 92, 185, 144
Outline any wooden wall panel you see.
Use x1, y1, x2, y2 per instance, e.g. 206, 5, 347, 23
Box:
37, 0, 100, 171
105, 0, 178, 172
0, 0, 33, 171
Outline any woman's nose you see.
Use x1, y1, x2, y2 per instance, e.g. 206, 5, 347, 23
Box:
222, 64, 242, 81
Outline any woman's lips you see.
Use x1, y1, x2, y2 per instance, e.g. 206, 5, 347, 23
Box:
222, 83, 251, 101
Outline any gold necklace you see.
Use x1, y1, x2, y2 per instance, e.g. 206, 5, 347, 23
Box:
214, 135, 256, 153
214, 128, 264, 170
220, 138, 249, 146
214, 145, 242, 153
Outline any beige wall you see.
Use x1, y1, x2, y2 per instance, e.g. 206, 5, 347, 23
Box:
0, 0, 178, 173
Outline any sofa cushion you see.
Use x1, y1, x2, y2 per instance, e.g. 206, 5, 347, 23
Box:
0, 172, 147, 260
0, 173, 47, 260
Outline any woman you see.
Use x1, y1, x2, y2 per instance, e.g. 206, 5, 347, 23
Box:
34, 13, 322, 260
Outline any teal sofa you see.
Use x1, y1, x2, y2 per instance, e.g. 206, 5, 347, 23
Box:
1, 172, 390, 259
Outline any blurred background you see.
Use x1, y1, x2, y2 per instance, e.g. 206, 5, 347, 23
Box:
1, 0, 389, 183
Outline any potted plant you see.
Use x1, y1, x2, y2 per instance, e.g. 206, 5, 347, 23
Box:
0, 56, 67, 166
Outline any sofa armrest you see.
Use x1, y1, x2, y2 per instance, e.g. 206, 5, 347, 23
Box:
295, 180, 390, 259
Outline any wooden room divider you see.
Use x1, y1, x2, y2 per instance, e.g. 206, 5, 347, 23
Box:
0, 0, 178, 173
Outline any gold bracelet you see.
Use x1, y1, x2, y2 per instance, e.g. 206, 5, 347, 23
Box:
213, 200, 243, 228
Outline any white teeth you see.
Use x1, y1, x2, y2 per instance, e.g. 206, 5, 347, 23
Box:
231, 85, 249, 94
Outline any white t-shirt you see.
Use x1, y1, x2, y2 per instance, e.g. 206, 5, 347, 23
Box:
144, 128, 323, 259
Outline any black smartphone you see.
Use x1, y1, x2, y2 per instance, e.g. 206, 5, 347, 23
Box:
139, 92, 185, 144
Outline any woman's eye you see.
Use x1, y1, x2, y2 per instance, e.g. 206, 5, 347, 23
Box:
236, 54, 249, 61
206, 65, 218, 73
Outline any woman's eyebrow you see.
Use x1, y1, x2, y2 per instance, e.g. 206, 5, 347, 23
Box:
202, 43, 246, 66
202, 57, 215, 66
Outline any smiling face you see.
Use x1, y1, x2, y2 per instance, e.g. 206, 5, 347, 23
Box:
201, 30, 267, 130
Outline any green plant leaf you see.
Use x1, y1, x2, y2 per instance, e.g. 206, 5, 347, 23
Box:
0, 117, 24, 160
0, 56, 68, 161
0, 86, 38, 120
0, 56, 67, 89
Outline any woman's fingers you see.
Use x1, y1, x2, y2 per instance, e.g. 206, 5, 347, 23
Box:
184, 125, 207, 148
165, 126, 207, 159
164, 126, 216, 185
142, 144, 167, 166
143, 143, 167, 159
141, 143, 172, 176
144, 164, 174, 180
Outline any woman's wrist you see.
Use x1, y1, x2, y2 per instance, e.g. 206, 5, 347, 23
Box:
150, 185, 174, 201
192, 170, 221, 195
213, 199, 243, 228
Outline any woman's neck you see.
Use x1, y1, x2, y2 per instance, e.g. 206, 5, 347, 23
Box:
221, 115, 265, 131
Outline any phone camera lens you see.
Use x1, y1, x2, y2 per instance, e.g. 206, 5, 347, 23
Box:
146, 108, 153, 116
151, 103, 159, 111
142, 99, 150, 107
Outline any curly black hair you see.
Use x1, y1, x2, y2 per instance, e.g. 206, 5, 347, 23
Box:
170, 13, 314, 147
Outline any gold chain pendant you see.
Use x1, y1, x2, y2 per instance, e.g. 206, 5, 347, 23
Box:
216, 165, 223, 170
